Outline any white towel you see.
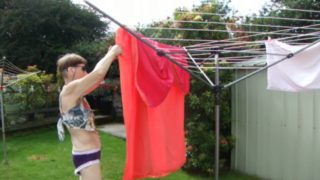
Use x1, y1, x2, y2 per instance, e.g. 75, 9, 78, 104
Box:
265, 40, 320, 92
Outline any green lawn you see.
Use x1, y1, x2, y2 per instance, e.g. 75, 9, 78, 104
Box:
0, 126, 259, 180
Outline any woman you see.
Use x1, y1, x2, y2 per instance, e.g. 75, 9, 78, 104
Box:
56, 45, 122, 180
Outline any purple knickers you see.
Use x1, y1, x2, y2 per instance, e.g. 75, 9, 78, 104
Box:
72, 148, 101, 175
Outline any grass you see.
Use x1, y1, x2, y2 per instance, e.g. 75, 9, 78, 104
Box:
0, 126, 259, 180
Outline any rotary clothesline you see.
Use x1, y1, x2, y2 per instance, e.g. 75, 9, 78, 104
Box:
152, 20, 320, 31
145, 34, 320, 43
189, 2, 320, 14
174, 11, 320, 23
164, 22, 320, 74
185, 24, 320, 48
145, 16, 320, 45
0, 59, 29, 75
1, 57, 42, 166
142, 27, 304, 36
84, 1, 320, 180
141, 30, 320, 63
0, 58, 41, 88
128, 8, 320, 98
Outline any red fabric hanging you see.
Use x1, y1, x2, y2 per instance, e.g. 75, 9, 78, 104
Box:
116, 28, 190, 180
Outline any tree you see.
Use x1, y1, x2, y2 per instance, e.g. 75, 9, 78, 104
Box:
0, 0, 108, 73
139, 3, 231, 47
246, 0, 320, 42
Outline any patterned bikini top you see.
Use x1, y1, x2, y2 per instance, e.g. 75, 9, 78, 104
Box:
57, 97, 95, 141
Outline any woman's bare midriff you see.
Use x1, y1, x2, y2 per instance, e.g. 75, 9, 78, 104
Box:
68, 128, 101, 151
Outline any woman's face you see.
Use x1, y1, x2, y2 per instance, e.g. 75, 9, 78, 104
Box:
67, 63, 88, 80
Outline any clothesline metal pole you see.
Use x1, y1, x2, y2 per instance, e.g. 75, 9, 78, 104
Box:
223, 38, 320, 89
214, 53, 220, 180
84, 0, 213, 88
0, 57, 8, 165
184, 47, 215, 86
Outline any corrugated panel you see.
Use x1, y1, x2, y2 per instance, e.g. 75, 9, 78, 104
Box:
232, 70, 320, 180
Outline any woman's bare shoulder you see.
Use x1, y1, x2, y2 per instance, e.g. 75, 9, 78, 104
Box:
60, 84, 74, 96
59, 85, 80, 111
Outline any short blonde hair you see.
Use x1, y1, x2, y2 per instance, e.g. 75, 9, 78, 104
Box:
57, 53, 87, 77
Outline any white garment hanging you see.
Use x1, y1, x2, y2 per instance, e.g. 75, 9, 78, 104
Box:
265, 40, 320, 92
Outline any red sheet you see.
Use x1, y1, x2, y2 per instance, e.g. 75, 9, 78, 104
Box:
116, 28, 190, 180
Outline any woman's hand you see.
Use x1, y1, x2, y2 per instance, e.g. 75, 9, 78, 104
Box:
107, 45, 122, 58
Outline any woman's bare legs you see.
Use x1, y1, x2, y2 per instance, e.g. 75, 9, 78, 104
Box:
79, 163, 102, 180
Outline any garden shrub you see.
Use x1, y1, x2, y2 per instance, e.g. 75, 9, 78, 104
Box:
11, 66, 58, 110
3, 65, 58, 126
184, 69, 235, 176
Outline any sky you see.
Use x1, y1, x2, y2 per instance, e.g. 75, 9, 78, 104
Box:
72, 0, 270, 26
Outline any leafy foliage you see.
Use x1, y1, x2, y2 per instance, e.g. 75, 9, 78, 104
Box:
246, 0, 320, 42
139, 3, 230, 47
0, 0, 108, 73
184, 69, 235, 176
5, 65, 58, 110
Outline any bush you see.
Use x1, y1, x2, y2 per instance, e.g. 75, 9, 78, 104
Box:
3, 66, 58, 126
184, 69, 235, 176
10, 66, 58, 110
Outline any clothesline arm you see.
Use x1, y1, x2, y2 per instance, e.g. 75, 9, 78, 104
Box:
183, 47, 215, 87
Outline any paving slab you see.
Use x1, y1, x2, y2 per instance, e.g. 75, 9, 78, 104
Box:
98, 123, 126, 139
